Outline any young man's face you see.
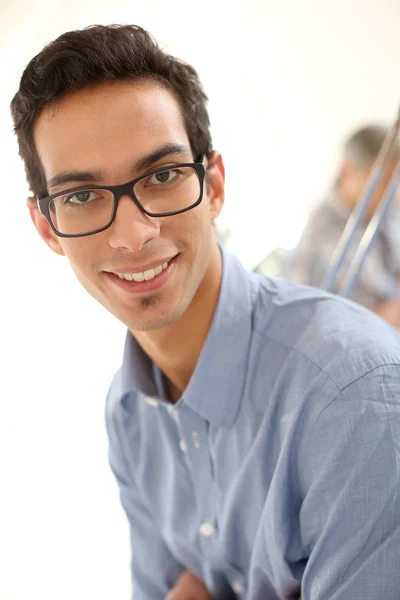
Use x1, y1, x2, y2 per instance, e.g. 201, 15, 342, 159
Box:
31, 80, 224, 332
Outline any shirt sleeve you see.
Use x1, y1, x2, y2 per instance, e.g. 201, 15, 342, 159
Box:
105, 394, 184, 600
299, 364, 400, 599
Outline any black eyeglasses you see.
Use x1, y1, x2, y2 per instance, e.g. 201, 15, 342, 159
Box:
37, 158, 206, 238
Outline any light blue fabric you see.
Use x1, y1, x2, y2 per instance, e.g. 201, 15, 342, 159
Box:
106, 249, 400, 599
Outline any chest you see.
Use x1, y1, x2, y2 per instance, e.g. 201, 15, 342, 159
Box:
126, 399, 304, 597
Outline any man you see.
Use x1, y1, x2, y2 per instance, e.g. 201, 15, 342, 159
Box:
11, 25, 400, 599
286, 125, 400, 326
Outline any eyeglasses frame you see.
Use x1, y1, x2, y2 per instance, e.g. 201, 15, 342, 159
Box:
37, 157, 206, 238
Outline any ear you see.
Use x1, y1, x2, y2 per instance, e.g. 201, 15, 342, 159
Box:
205, 151, 225, 221
27, 196, 65, 256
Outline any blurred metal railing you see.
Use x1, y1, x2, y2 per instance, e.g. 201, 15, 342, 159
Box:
322, 109, 400, 298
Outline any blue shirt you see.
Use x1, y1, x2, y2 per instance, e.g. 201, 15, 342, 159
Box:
106, 249, 400, 600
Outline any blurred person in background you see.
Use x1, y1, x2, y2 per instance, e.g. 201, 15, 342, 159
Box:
11, 25, 400, 600
286, 125, 400, 326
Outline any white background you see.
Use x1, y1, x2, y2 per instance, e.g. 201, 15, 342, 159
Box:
1, 1, 399, 598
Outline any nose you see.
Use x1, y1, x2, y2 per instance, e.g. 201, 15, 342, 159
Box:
107, 194, 161, 252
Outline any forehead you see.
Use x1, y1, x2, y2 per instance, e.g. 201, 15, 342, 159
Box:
34, 79, 190, 181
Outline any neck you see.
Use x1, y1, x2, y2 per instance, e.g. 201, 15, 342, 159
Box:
133, 244, 223, 401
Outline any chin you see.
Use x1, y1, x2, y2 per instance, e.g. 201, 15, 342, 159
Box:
121, 296, 189, 332
127, 310, 183, 332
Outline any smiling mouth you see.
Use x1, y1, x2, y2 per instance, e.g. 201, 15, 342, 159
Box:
112, 260, 170, 282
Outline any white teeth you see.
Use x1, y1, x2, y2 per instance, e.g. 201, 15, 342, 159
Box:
132, 272, 145, 282
143, 268, 156, 281
116, 260, 170, 282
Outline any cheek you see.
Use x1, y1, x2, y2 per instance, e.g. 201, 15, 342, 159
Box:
59, 239, 100, 278
171, 199, 212, 240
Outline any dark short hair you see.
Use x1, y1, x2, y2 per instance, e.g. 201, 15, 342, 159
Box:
11, 24, 213, 198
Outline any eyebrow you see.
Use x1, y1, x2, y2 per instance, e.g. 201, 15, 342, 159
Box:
46, 143, 191, 190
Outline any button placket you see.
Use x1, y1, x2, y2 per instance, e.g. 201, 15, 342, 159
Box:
144, 396, 159, 407
177, 407, 218, 557
164, 403, 193, 469
166, 403, 180, 423
179, 439, 188, 453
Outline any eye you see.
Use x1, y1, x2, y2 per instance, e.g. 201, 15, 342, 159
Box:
146, 169, 179, 186
63, 190, 101, 205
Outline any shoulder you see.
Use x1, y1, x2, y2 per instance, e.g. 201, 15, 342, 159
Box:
252, 275, 400, 390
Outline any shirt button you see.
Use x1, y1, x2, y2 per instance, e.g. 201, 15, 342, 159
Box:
179, 439, 187, 453
192, 431, 201, 449
166, 404, 179, 422
199, 520, 215, 537
232, 581, 244, 595
144, 396, 159, 407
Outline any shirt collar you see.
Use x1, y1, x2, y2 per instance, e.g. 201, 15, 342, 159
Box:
120, 248, 254, 429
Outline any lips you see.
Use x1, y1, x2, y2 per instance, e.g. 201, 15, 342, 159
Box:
114, 261, 169, 282
105, 255, 177, 294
